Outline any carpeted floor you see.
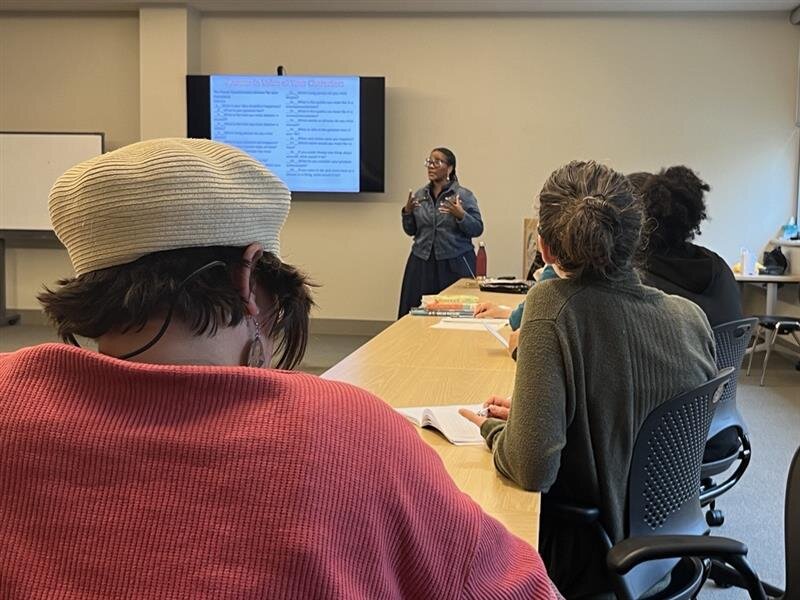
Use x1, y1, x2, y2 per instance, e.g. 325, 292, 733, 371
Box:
1, 323, 797, 597
699, 351, 798, 598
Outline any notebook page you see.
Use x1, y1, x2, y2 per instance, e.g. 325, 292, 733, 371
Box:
396, 406, 426, 426
428, 404, 485, 445
431, 318, 507, 331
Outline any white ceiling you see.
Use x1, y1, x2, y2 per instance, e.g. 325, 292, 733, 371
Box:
1, 0, 798, 13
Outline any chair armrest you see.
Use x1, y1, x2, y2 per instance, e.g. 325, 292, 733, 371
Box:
542, 498, 601, 524
607, 535, 748, 575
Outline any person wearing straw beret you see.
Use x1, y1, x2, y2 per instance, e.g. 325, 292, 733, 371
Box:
0, 138, 561, 600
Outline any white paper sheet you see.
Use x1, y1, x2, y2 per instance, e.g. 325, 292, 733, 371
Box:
483, 323, 510, 348
431, 318, 507, 331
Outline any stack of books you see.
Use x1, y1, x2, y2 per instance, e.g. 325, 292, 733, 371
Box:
409, 294, 479, 317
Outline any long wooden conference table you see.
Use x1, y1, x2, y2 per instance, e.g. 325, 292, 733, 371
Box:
322, 280, 540, 547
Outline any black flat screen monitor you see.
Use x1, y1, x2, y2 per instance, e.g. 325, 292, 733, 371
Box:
187, 74, 384, 193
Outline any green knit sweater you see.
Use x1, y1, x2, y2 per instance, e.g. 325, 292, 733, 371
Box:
480, 271, 716, 597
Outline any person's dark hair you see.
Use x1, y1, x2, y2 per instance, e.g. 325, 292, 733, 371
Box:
38, 247, 315, 369
626, 171, 653, 192
538, 160, 643, 281
433, 147, 458, 182
630, 166, 710, 251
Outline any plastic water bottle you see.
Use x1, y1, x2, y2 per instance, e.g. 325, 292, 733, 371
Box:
476, 242, 487, 278
739, 247, 755, 276
782, 216, 798, 240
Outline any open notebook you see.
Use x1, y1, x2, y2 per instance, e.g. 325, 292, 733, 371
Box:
396, 404, 485, 445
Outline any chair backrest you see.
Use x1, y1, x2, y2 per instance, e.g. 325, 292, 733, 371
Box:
785, 446, 800, 599
709, 318, 757, 439
620, 368, 735, 599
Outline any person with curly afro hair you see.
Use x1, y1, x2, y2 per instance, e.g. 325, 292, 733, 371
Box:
631, 166, 743, 465
630, 166, 742, 327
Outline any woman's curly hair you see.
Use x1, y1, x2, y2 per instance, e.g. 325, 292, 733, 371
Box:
631, 166, 711, 251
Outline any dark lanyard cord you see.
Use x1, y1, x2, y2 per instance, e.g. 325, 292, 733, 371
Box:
66, 260, 227, 360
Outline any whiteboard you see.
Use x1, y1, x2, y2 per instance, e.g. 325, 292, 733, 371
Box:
0, 132, 104, 231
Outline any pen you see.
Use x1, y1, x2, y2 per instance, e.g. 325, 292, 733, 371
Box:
477, 396, 512, 418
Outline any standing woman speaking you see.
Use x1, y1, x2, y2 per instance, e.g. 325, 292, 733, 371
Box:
398, 147, 484, 317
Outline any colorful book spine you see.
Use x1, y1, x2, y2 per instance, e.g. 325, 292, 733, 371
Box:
409, 308, 475, 317
424, 303, 477, 311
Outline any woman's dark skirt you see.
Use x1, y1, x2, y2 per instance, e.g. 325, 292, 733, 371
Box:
398, 250, 476, 318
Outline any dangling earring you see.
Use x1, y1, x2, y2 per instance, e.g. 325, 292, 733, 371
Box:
247, 318, 266, 368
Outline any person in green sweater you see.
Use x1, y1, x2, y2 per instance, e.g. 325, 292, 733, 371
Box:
461, 160, 717, 599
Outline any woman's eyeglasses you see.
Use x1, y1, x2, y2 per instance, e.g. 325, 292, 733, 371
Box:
424, 158, 447, 168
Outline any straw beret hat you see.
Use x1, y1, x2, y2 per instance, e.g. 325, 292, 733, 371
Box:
49, 138, 291, 276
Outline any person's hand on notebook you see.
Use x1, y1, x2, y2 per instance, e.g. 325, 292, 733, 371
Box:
473, 302, 512, 319
482, 396, 511, 419
459, 396, 512, 426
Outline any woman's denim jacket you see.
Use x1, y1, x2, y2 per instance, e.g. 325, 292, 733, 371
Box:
401, 180, 484, 261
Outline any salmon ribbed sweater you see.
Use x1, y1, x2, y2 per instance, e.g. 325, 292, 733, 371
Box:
0, 344, 559, 600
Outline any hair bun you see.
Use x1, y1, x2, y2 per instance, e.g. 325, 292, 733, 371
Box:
581, 194, 618, 226
582, 194, 608, 208
538, 160, 643, 280
563, 196, 622, 269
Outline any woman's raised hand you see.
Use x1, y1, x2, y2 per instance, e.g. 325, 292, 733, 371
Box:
403, 189, 420, 214
438, 194, 466, 219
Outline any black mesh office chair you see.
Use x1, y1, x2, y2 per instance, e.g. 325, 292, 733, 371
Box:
610, 444, 799, 599
701, 317, 758, 526
545, 368, 739, 599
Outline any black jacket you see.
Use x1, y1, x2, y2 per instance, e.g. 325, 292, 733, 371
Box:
644, 243, 743, 327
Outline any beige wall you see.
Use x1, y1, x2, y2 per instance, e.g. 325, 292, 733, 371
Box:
0, 13, 140, 312
201, 12, 799, 320
1, 11, 798, 321
139, 6, 200, 139
0, 14, 140, 149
